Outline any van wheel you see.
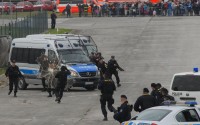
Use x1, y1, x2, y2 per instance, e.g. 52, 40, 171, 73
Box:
18, 78, 28, 90
85, 86, 96, 91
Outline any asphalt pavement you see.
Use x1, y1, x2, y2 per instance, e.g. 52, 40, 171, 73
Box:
1, 16, 200, 125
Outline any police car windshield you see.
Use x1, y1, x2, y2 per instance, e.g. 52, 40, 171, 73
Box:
135, 109, 171, 121
172, 75, 200, 91
58, 49, 90, 63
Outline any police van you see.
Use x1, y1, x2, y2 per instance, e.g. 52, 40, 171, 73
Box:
9, 38, 100, 90
169, 68, 200, 103
26, 34, 98, 56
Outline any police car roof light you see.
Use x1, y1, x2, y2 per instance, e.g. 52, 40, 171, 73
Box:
185, 101, 197, 107
193, 67, 198, 72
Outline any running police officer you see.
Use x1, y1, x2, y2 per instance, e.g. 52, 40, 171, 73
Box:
114, 95, 132, 123
98, 58, 107, 80
55, 66, 71, 103
98, 73, 116, 121
5, 60, 23, 97
107, 56, 124, 87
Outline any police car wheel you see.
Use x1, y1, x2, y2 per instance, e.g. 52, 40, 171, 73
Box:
18, 79, 28, 90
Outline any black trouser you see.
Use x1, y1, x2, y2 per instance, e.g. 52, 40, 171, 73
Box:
51, 19, 56, 29
9, 78, 18, 93
114, 113, 126, 123
100, 94, 114, 118
79, 11, 82, 17
55, 83, 65, 100
67, 10, 71, 17
109, 71, 120, 85
42, 77, 46, 89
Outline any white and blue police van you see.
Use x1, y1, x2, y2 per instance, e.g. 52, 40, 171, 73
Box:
9, 38, 100, 90
169, 68, 200, 103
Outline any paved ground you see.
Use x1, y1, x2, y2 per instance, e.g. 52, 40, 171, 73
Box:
1, 16, 200, 125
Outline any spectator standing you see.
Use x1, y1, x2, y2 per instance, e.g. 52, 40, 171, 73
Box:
66, 3, 71, 18
51, 11, 57, 29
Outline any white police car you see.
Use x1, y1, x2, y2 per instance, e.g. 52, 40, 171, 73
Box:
122, 101, 200, 125
169, 68, 200, 103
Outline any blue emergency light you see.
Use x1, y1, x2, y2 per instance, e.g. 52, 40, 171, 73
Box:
162, 101, 197, 107
185, 101, 197, 107
193, 67, 198, 73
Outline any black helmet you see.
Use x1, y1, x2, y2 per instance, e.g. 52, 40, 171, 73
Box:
61, 66, 67, 71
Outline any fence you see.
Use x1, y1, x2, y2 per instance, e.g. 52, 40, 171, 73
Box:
0, 11, 48, 39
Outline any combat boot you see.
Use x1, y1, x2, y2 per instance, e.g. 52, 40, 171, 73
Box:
14, 92, 17, 97
103, 117, 108, 121
8, 91, 12, 95
117, 84, 121, 87
48, 93, 52, 97
55, 97, 60, 102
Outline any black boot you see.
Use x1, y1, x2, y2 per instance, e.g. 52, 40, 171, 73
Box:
55, 97, 59, 102
103, 117, 108, 121
48, 92, 52, 97
8, 91, 12, 95
14, 92, 17, 97
117, 83, 121, 87
47, 88, 52, 97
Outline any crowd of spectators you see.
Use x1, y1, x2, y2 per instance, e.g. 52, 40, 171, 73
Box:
89, 0, 200, 17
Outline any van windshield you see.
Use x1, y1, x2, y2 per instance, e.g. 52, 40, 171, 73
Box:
58, 49, 90, 63
86, 45, 97, 54
172, 75, 200, 91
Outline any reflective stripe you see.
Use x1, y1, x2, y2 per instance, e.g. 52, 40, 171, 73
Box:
20, 69, 39, 75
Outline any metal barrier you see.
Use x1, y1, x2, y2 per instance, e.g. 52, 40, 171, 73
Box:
0, 11, 48, 39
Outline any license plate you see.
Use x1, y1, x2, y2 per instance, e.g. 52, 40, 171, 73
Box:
85, 82, 93, 85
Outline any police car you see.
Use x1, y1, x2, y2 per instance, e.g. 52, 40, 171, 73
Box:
169, 68, 200, 103
122, 101, 200, 125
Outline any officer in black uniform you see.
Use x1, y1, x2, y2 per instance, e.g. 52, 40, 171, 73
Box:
5, 60, 23, 97
98, 58, 107, 80
114, 95, 132, 123
55, 66, 71, 103
151, 83, 162, 105
134, 88, 157, 112
107, 56, 124, 87
98, 73, 116, 121
160, 88, 175, 104
51, 11, 57, 29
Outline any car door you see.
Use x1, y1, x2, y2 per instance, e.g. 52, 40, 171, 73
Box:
176, 108, 200, 125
